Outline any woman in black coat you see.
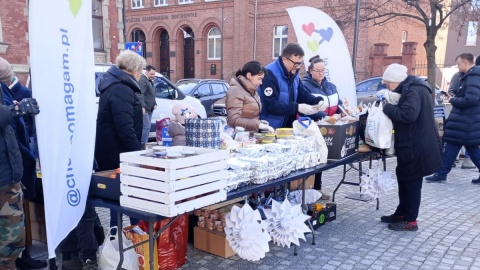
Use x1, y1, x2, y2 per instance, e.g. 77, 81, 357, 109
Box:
95, 50, 145, 230
380, 64, 442, 231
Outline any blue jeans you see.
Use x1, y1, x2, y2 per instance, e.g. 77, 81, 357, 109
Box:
141, 112, 152, 145
437, 143, 480, 177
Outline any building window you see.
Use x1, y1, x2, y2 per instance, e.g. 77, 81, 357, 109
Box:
273, 26, 288, 58
179, 0, 193, 4
208, 27, 221, 60
155, 0, 167, 6
401, 31, 407, 53
92, 0, 103, 51
132, 0, 144, 9
466, 21, 478, 46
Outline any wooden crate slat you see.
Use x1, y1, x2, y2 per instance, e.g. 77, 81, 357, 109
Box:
120, 174, 171, 192
120, 190, 226, 217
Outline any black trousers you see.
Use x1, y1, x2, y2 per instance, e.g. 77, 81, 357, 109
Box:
394, 177, 423, 222
61, 205, 99, 261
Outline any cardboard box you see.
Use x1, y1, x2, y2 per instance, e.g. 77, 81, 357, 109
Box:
289, 175, 315, 190
318, 121, 359, 160
194, 226, 235, 258
308, 203, 337, 231
123, 225, 159, 270
29, 202, 47, 243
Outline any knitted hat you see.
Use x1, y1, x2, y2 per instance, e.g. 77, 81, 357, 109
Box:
0, 57, 13, 86
382, 63, 408, 83
172, 103, 198, 124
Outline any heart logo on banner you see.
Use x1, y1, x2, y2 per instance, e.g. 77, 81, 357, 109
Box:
307, 40, 319, 53
319, 27, 334, 44
302, 22, 315, 36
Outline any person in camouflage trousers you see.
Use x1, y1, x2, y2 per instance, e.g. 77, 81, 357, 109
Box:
0, 57, 40, 269
0, 183, 25, 270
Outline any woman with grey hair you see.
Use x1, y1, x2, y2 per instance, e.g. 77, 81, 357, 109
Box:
95, 50, 145, 231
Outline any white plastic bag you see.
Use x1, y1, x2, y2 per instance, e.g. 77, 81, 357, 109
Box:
99, 227, 139, 270
364, 102, 393, 149
293, 117, 328, 163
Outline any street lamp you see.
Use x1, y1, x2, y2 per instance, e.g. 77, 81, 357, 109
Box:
221, 0, 224, 80
352, 0, 361, 74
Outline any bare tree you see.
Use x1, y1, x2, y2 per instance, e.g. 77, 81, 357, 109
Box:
325, 0, 480, 98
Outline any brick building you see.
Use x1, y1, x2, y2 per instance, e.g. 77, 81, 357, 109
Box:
124, 0, 428, 83
0, 0, 125, 85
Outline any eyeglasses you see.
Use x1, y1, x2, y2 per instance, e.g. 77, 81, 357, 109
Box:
284, 57, 304, 67
311, 69, 326, 74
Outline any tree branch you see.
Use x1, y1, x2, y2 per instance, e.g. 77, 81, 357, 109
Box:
440, 0, 473, 26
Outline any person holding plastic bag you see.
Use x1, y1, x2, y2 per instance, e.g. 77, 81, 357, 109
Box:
226, 61, 274, 133
380, 63, 442, 231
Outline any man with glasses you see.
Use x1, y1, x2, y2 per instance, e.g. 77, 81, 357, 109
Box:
258, 43, 327, 129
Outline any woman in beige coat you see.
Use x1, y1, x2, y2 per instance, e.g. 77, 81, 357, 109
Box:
226, 61, 274, 132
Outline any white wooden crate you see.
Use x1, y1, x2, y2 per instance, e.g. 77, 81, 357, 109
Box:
119, 146, 228, 217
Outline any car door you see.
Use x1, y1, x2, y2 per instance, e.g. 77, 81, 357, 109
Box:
208, 83, 228, 115
356, 78, 384, 105
194, 84, 214, 115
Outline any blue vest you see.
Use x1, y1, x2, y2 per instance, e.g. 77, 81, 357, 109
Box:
259, 58, 299, 128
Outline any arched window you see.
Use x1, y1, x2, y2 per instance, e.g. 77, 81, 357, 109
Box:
207, 27, 221, 60
92, 0, 104, 51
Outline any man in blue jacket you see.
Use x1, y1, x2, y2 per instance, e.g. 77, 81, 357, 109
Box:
426, 53, 480, 184
258, 43, 326, 129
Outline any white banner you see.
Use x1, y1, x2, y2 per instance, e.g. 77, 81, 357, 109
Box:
287, 6, 357, 105
29, 0, 96, 258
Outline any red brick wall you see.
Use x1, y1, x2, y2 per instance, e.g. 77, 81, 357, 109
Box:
0, 1, 30, 85
124, 0, 427, 83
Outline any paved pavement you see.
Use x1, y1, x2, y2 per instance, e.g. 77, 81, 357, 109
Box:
31, 157, 480, 270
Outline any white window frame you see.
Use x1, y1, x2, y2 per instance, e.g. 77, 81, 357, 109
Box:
204, 0, 219, 2
131, 0, 144, 9
401, 31, 407, 53
207, 27, 221, 60
272, 25, 288, 59
466, 21, 478, 46
179, 0, 193, 4
154, 0, 168, 6
0, 16, 3, 42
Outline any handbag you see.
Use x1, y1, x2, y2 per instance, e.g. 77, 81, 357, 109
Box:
364, 102, 393, 149
99, 227, 139, 270
185, 117, 222, 149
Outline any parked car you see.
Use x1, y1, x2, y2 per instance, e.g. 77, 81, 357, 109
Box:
94, 64, 207, 139
176, 79, 229, 116
356, 76, 444, 105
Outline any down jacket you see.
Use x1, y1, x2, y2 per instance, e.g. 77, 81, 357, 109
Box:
443, 66, 480, 146
226, 76, 262, 131
0, 82, 23, 187
302, 74, 343, 117
383, 76, 442, 180
95, 66, 143, 171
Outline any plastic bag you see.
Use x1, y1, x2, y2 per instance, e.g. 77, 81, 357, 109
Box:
138, 213, 188, 270
98, 226, 139, 270
364, 102, 393, 149
293, 117, 328, 164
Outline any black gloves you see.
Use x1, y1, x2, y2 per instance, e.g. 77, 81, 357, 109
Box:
11, 98, 40, 117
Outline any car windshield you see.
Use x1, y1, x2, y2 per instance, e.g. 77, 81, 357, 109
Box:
176, 82, 198, 95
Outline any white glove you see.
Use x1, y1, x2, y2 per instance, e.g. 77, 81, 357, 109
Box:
260, 120, 269, 126
259, 123, 275, 133
314, 100, 328, 112
298, 104, 317, 115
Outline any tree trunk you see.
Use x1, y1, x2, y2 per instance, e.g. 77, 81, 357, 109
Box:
424, 32, 437, 101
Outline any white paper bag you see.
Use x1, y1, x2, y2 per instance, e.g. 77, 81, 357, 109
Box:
364, 102, 393, 149
99, 227, 139, 270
